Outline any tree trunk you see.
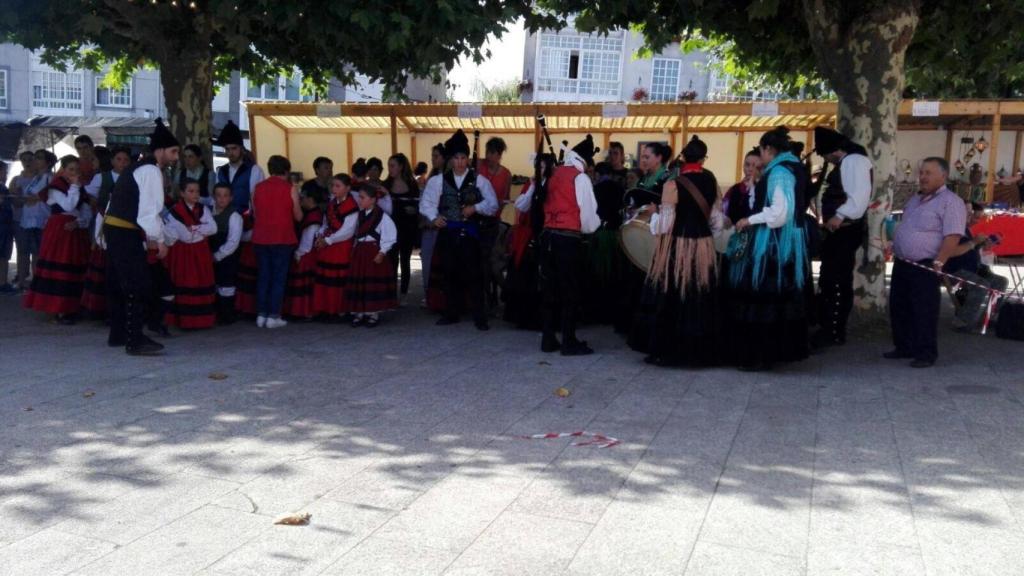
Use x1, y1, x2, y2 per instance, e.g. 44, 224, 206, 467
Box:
157, 47, 214, 163
802, 1, 920, 313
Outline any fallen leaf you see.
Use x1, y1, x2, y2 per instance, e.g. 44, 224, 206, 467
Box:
274, 512, 311, 526
555, 387, 571, 398
23, 406, 33, 412
538, 361, 551, 366
83, 390, 96, 398
208, 372, 229, 381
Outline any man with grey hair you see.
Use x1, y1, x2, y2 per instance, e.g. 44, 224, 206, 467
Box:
886, 157, 966, 368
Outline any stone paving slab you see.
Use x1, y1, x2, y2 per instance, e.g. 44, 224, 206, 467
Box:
2, 274, 1024, 575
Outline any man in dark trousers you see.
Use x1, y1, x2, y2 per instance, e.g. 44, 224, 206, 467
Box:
103, 119, 180, 356
419, 129, 498, 331
812, 126, 873, 348
887, 157, 966, 368
533, 135, 601, 355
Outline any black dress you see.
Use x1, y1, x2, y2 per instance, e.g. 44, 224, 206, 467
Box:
628, 170, 723, 366
584, 175, 627, 324
726, 161, 809, 369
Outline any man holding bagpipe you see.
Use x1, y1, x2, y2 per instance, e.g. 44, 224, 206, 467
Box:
521, 135, 601, 355
419, 129, 499, 331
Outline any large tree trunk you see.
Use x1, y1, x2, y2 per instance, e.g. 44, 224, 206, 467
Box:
802, 1, 920, 313
157, 47, 214, 162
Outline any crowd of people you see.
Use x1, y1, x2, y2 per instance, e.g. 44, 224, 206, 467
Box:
0, 118, 995, 368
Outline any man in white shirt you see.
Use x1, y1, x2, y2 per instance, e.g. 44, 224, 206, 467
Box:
419, 129, 498, 330
103, 119, 180, 356
812, 126, 873, 348
532, 135, 601, 355
214, 121, 264, 211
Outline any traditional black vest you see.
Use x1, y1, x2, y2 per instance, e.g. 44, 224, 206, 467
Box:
106, 160, 157, 226
439, 169, 483, 222
210, 205, 237, 253
822, 152, 869, 221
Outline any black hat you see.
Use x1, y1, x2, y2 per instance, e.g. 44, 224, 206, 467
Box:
682, 135, 708, 162
444, 129, 470, 158
814, 126, 847, 156
571, 134, 599, 166
214, 120, 244, 148
149, 118, 180, 152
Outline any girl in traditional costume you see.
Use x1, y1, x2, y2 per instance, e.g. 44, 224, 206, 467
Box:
312, 174, 359, 318
163, 179, 217, 329
283, 189, 323, 320
347, 185, 398, 327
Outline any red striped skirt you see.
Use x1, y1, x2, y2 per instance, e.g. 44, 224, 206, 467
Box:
164, 240, 215, 329
79, 245, 107, 315
23, 214, 89, 315
283, 251, 318, 319
313, 240, 352, 315
347, 241, 398, 313
234, 241, 257, 315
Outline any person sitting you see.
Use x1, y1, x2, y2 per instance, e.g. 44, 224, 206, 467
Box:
944, 201, 1009, 333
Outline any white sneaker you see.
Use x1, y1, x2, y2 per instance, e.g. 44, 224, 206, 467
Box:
256, 315, 267, 328
266, 317, 288, 329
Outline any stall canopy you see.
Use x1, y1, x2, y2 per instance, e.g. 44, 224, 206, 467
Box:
245, 100, 1024, 201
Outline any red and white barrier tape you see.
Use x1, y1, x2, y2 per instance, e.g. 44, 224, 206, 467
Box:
519, 431, 621, 448
896, 257, 1017, 335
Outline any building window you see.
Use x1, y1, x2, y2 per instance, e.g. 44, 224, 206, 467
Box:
96, 76, 132, 108
245, 73, 315, 102
0, 69, 7, 109
31, 69, 84, 112
650, 58, 681, 101
537, 31, 622, 98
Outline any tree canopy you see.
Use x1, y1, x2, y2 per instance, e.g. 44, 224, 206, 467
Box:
1, 0, 529, 145
532, 0, 1024, 99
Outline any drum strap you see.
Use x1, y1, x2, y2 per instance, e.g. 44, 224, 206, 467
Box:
677, 176, 711, 222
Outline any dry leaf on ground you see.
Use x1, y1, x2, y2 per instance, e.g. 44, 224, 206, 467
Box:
208, 372, 229, 381
83, 390, 96, 398
274, 512, 311, 526
555, 387, 571, 398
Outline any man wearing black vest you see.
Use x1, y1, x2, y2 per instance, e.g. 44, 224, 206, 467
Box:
103, 119, 179, 356
419, 129, 498, 330
812, 126, 873, 348
214, 121, 264, 211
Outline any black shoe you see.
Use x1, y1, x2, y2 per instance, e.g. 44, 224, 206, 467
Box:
436, 317, 459, 326
883, 350, 912, 360
561, 342, 594, 356
541, 335, 561, 353
56, 314, 76, 325
739, 362, 771, 372
126, 340, 164, 356
474, 320, 490, 331
643, 355, 673, 366
910, 358, 935, 368
365, 316, 380, 328
811, 330, 845, 349
351, 315, 365, 327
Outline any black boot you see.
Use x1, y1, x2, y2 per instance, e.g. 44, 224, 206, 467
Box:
541, 333, 561, 353
126, 294, 164, 356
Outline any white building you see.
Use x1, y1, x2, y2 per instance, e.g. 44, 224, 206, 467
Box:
0, 43, 446, 157
520, 25, 777, 103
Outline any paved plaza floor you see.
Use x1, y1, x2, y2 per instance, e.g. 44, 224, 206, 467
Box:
1, 274, 1022, 575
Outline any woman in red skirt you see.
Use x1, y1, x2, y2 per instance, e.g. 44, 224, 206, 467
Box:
24, 155, 91, 324
283, 190, 323, 320
348, 185, 398, 327
313, 174, 359, 319
234, 210, 258, 317
163, 179, 217, 329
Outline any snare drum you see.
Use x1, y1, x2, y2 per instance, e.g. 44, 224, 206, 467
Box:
619, 207, 656, 272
